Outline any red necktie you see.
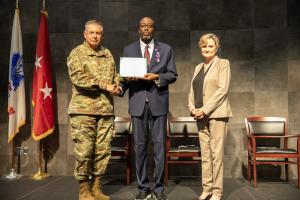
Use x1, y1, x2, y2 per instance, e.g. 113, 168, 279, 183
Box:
144, 45, 150, 65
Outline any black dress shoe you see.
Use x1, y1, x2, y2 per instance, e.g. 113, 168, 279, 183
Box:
153, 192, 167, 200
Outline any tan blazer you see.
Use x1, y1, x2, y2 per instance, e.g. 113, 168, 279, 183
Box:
188, 56, 232, 118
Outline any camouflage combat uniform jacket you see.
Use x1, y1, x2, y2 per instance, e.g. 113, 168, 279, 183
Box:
67, 41, 120, 115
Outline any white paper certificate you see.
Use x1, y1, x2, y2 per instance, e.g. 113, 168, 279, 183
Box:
119, 57, 147, 77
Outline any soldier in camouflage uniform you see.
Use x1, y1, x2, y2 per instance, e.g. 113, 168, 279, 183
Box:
67, 20, 120, 200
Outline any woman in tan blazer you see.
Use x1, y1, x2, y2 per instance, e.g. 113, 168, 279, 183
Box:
188, 33, 232, 200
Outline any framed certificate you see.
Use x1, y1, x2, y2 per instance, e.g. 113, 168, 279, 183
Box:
119, 57, 147, 77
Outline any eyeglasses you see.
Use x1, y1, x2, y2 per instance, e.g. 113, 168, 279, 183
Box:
140, 24, 154, 29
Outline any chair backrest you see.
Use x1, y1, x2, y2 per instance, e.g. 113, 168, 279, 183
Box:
114, 116, 131, 135
167, 117, 198, 136
245, 116, 287, 136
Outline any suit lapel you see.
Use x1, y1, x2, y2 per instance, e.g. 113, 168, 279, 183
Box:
150, 41, 160, 69
192, 63, 204, 82
135, 41, 143, 58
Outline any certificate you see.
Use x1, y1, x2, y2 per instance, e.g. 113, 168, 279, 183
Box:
119, 57, 147, 77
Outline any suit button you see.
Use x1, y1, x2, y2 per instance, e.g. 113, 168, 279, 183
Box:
203, 94, 205, 96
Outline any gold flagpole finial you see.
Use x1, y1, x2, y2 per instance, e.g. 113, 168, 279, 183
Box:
42, 0, 46, 11
16, 0, 19, 9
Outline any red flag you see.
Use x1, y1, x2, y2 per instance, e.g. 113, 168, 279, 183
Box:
32, 11, 55, 140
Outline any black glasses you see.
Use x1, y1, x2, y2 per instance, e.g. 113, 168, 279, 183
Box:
140, 24, 154, 29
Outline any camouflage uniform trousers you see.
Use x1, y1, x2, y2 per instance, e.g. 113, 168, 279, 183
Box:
70, 114, 115, 181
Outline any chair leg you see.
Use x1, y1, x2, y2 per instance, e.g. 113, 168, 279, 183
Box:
126, 157, 132, 185
126, 161, 131, 185
126, 169, 130, 185
164, 162, 169, 186
247, 158, 251, 181
298, 159, 300, 189
253, 160, 257, 188
285, 162, 289, 182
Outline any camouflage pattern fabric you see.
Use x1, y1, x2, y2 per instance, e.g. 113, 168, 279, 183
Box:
70, 115, 115, 180
67, 41, 120, 115
67, 41, 119, 181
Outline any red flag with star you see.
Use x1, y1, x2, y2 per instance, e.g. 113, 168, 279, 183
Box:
32, 11, 55, 140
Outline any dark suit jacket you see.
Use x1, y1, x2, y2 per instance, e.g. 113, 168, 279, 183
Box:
121, 40, 177, 117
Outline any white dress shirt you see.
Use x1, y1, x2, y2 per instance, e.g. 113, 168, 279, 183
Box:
140, 39, 154, 60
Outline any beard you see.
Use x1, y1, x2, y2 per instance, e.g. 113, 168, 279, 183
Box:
141, 34, 152, 43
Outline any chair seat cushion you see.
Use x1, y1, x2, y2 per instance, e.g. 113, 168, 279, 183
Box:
111, 147, 126, 152
256, 147, 297, 154
169, 145, 200, 153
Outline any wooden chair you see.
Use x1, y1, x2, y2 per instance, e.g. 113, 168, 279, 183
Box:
110, 116, 132, 185
164, 117, 201, 185
245, 116, 300, 188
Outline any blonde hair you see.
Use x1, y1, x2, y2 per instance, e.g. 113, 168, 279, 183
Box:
198, 33, 220, 50
84, 20, 103, 32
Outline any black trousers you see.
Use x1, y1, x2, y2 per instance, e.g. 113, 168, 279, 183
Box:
132, 103, 167, 193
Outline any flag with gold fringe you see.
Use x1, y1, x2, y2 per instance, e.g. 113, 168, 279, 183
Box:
32, 11, 55, 140
8, 8, 26, 143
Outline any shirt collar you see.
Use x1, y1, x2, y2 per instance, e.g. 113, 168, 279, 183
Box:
83, 41, 106, 57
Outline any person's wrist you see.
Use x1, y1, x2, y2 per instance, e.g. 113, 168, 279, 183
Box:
105, 84, 110, 92
191, 109, 196, 115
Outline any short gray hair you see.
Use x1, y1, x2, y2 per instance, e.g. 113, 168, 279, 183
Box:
84, 20, 103, 32
198, 33, 220, 50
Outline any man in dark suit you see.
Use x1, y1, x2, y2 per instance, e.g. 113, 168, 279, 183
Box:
121, 17, 177, 200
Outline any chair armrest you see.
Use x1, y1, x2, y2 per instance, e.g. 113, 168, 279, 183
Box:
251, 134, 300, 139
114, 116, 131, 122
284, 134, 300, 138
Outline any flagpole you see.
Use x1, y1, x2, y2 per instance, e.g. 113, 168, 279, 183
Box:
42, 0, 46, 11
31, 141, 50, 181
4, 139, 22, 179
12, 139, 16, 169
31, 140, 49, 180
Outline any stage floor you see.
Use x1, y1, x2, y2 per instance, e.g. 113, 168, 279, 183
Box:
0, 176, 299, 200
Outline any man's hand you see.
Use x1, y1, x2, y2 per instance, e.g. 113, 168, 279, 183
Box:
106, 84, 116, 93
110, 86, 121, 96
143, 73, 159, 81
